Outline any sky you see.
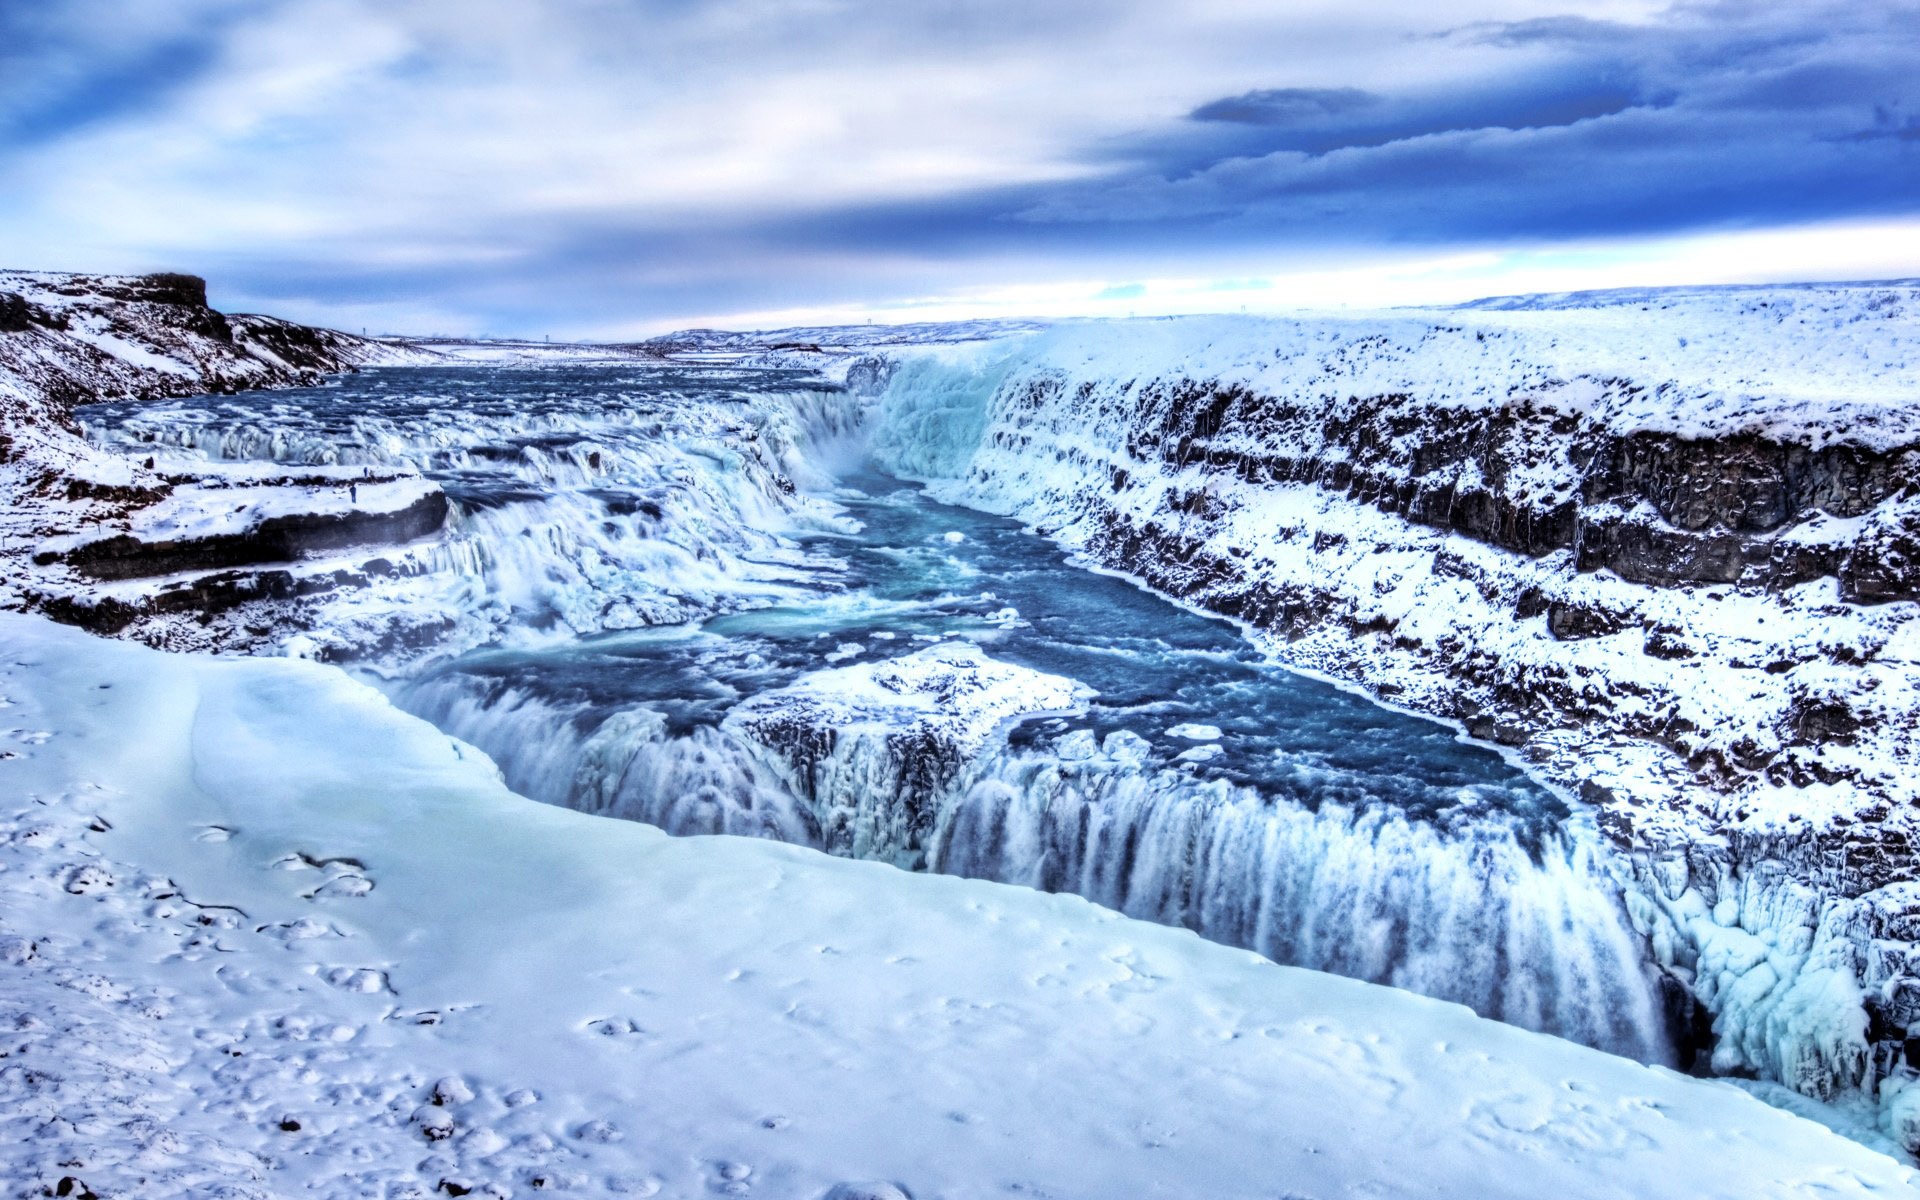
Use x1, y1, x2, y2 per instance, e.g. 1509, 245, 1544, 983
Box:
1, 0, 1918, 337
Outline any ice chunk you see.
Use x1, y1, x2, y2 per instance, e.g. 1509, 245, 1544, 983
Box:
1166, 722, 1222, 741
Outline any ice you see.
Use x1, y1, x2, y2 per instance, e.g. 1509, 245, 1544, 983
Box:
1166, 722, 1223, 740
0, 610, 1912, 1197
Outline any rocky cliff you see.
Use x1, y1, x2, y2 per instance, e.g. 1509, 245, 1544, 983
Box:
870, 281, 1920, 1147
0, 271, 447, 650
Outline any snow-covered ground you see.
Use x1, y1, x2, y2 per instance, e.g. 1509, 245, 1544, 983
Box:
4, 612, 1916, 1199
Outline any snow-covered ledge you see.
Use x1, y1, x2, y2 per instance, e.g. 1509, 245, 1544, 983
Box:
727, 641, 1088, 865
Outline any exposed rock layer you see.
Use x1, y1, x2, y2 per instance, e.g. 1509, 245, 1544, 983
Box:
0, 271, 444, 647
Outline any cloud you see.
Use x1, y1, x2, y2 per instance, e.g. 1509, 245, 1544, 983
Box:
1022, 1, 1920, 242
1189, 88, 1378, 126
0, 0, 1913, 333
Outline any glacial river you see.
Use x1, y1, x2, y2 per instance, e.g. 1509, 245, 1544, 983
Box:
82, 362, 1674, 1063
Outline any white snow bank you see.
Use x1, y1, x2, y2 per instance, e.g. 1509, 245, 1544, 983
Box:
1, 613, 1914, 1198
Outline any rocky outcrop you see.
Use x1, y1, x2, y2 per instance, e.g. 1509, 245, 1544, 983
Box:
37, 486, 449, 582
727, 643, 1086, 865
0, 270, 447, 655
1115, 375, 1920, 594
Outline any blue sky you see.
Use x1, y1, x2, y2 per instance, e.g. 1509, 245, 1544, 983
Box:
2, 0, 1917, 335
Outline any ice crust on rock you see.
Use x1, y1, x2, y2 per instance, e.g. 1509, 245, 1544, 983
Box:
1, 611, 1914, 1198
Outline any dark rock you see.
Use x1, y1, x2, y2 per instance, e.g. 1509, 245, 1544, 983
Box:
1547, 600, 1629, 640
44, 490, 449, 581
1642, 627, 1697, 659
1842, 497, 1920, 603
0, 292, 30, 333
1791, 697, 1864, 744
118, 272, 211, 309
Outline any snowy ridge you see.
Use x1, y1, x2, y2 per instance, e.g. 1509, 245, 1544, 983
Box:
4, 612, 1916, 1198
0, 271, 468, 665
0, 270, 420, 411
864, 283, 1920, 1147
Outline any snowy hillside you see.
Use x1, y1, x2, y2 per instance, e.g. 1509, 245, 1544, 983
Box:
3, 613, 1914, 1199
641, 318, 1050, 354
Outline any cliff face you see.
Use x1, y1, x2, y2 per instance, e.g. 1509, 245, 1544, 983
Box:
871, 283, 1920, 1145
0, 271, 446, 650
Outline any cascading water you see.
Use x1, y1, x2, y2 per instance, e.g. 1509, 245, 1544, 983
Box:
81, 361, 1678, 1066
79, 364, 869, 652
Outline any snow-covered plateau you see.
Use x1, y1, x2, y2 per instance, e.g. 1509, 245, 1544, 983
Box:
7, 270, 1920, 1191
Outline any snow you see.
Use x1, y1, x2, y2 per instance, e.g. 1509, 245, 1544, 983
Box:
3, 610, 1915, 1198
870, 281, 1920, 452
40, 475, 441, 556
734, 641, 1086, 758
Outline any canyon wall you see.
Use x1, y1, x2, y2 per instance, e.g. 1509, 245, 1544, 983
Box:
0, 271, 450, 651
870, 284, 1920, 1144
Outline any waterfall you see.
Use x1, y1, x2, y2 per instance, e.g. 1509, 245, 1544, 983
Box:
399, 668, 1674, 1064
78, 370, 871, 650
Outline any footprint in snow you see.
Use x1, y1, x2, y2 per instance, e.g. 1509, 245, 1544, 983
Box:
258, 916, 347, 946
710, 1161, 753, 1194
306, 873, 374, 900
825, 1184, 912, 1200
586, 1016, 647, 1038
319, 966, 392, 994
573, 1119, 622, 1144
